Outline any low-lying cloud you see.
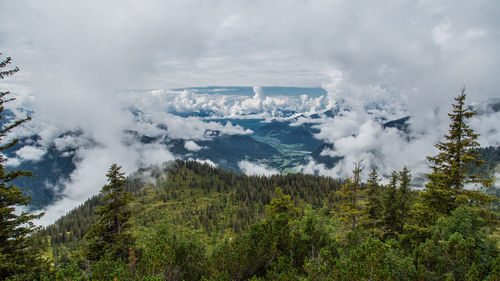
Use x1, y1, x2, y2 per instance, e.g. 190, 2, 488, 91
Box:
184, 140, 205, 152
238, 160, 280, 177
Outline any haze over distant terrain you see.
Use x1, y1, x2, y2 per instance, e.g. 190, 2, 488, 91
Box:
0, 0, 499, 224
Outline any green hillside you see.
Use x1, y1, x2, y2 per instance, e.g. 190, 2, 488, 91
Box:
39, 160, 343, 263
33, 159, 500, 281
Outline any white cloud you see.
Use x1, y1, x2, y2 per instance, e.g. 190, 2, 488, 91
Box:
129, 87, 327, 120
15, 146, 46, 161
192, 158, 217, 167
184, 140, 205, 151
53, 134, 93, 151
299, 158, 331, 177
238, 160, 280, 177
5, 157, 21, 167
298, 73, 497, 181
162, 115, 252, 140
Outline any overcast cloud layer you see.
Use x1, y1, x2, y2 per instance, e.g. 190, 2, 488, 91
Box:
0, 0, 499, 224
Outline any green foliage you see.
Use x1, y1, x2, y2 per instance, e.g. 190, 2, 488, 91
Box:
290, 205, 339, 271
209, 220, 278, 280
303, 231, 415, 281
383, 171, 400, 237
335, 162, 366, 231
414, 206, 498, 281
397, 167, 412, 232
88, 254, 131, 280
209, 188, 299, 281
137, 225, 207, 281
265, 187, 298, 220
365, 168, 383, 232
84, 164, 135, 262
264, 256, 299, 281
333, 236, 416, 281
382, 167, 414, 239
209, 193, 341, 281
53, 262, 86, 281
42, 160, 343, 261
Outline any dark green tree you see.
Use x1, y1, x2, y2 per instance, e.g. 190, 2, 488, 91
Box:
209, 187, 299, 280
382, 168, 413, 238
85, 164, 135, 262
138, 225, 207, 281
365, 168, 382, 232
383, 171, 399, 237
397, 167, 412, 234
414, 206, 498, 280
0, 54, 47, 280
423, 89, 493, 215
336, 162, 365, 231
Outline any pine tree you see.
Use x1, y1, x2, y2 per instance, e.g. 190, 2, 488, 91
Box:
85, 164, 135, 262
336, 162, 365, 231
396, 167, 412, 234
423, 89, 493, 215
383, 171, 399, 237
365, 168, 382, 228
0, 53, 46, 280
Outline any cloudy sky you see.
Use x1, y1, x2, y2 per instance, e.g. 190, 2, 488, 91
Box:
0, 0, 499, 224
1, 1, 499, 93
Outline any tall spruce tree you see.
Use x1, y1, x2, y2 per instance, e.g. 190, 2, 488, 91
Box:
381, 168, 413, 237
396, 167, 412, 234
0, 54, 46, 280
423, 89, 493, 215
365, 168, 382, 228
336, 161, 365, 231
383, 171, 399, 237
85, 164, 135, 262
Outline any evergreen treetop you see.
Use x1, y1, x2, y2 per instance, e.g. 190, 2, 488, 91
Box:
85, 164, 135, 262
424, 88, 493, 215
366, 168, 382, 223
336, 161, 366, 231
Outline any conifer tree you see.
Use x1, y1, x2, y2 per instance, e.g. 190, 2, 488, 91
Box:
266, 186, 298, 221
365, 168, 382, 227
336, 162, 365, 231
423, 89, 493, 215
0, 53, 46, 280
396, 167, 412, 234
383, 171, 399, 237
383, 168, 413, 237
85, 164, 135, 262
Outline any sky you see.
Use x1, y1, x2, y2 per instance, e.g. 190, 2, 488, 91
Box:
0, 0, 499, 224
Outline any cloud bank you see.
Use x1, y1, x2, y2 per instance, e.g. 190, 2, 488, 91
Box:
238, 160, 280, 177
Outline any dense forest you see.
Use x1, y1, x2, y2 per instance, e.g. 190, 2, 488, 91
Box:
34, 157, 499, 281
39, 160, 344, 259
1, 55, 499, 280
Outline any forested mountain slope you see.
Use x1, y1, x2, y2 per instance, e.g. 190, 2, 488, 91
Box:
40, 160, 343, 260
27, 93, 500, 281
37, 159, 500, 281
